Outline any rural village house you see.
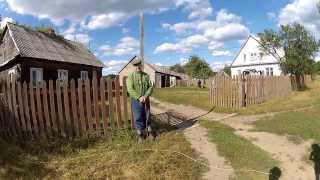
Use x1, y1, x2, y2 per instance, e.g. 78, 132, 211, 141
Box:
119, 56, 188, 88
231, 35, 284, 77
0, 22, 104, 85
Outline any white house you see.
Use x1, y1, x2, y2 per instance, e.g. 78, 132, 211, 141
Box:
231, 36, 283, 77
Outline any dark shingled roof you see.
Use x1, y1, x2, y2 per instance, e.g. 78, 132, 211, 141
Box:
2, 22, 104, 67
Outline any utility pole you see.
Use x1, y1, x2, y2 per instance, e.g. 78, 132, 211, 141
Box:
139, 12, 144, 70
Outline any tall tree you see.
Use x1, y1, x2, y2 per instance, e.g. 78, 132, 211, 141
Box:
184, 55, 213, 84
223, 66, 231, 76
258, 23, 320, 89
170, 63, 185, 73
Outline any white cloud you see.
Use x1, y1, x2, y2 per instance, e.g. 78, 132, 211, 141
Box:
84, 13, 128, 30
204, 23, 249, 42
208, 41, 224, 50
216, 9, 241, 25
157, 9, 249, 53
100, 36, 139, 57
212, 50, 233, 57
5, 0, 174, 26
210, 60, 232, 72
64, 33, 92, 45
162, 21, 195, 34
0, 17, 14, 28
154, 34, 209, 53
175, 0, 213, 19
4, 0, 214, 29
278, 0, 320, 38
103, 60, 127, 75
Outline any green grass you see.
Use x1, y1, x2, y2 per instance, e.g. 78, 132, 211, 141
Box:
153, 87, 213, 111
0, 129, 205, 179
238, 81, 320, 115
153, 81, 320, 115
252, 106, 320, 143
200, 120, 278, 180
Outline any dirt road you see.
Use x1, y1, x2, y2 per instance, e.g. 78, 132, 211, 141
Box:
151, 98, 314, 180
151, 99, 234, 180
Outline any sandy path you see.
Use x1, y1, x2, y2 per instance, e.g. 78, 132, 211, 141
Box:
221, 115, 314, 180
151, 100, 234, 180
151, 98, 315, 180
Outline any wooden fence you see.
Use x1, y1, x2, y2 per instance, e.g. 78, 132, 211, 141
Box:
176, 78, 214, 88
209, 75, 293, 108
0, 75, 133, 141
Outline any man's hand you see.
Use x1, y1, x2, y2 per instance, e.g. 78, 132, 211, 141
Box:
139, 96, 146, 103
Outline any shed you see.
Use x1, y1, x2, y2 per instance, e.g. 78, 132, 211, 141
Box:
118, 56, 185, 88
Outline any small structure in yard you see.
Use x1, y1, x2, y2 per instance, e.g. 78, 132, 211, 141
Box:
0, 22, 104, 84
231, 35, 283, 77
118, 56, 188, 88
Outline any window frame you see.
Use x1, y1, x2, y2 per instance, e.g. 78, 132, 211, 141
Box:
80, 71, 89, 80
30, 67, 43, 87
57, 69, 69, 82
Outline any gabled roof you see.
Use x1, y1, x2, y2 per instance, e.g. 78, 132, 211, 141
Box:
231, 35, 281, 67
1, 22, 104, 67
118, 56, 186, 78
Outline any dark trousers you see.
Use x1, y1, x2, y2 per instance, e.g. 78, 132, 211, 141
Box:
131, 98, 150, 131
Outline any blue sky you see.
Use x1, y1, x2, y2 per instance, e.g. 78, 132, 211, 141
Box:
0, 0, 319, 74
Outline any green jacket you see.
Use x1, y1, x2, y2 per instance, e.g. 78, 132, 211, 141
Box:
126, 71, 153, 100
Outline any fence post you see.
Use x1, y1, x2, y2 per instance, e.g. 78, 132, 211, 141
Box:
122, 77, 128, 129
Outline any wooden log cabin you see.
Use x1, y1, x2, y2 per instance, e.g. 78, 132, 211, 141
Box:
0, 22, 104, 85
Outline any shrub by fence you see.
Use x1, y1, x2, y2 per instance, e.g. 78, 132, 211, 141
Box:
0, 74, 133, 141
209, 75, 295, 109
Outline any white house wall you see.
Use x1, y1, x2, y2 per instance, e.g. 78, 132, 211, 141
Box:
231, 64, 282, 76
231, 36, 283, 76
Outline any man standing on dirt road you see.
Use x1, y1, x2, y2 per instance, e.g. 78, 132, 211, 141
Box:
127, 58, 155, 141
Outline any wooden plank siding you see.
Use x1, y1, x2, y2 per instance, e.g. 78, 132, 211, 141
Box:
0, 75, 131, 141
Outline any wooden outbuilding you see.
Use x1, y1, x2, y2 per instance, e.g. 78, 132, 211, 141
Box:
118, 56, 187, 88
0, 22, 104, 84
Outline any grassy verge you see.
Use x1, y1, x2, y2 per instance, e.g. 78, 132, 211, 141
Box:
153, 81, 320, 115
252, 106, 320, 144
153, 87, 213, 111
200, 120, 278, 180
238, 81, 320, 115
0, 129, 205, 179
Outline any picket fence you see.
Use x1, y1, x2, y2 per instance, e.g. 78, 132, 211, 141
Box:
0, 74, 133, 141
209, 75, 294, 108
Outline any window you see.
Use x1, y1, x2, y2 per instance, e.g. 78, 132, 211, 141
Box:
251, 53, 257, 61
30, 68, 43, 86
238, 70, 241, 75
270, 68, 274, 76
58, 69, 68, 82
243, 54, 246, 62
80, 71, 88, 80
8, 69, 17, 82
